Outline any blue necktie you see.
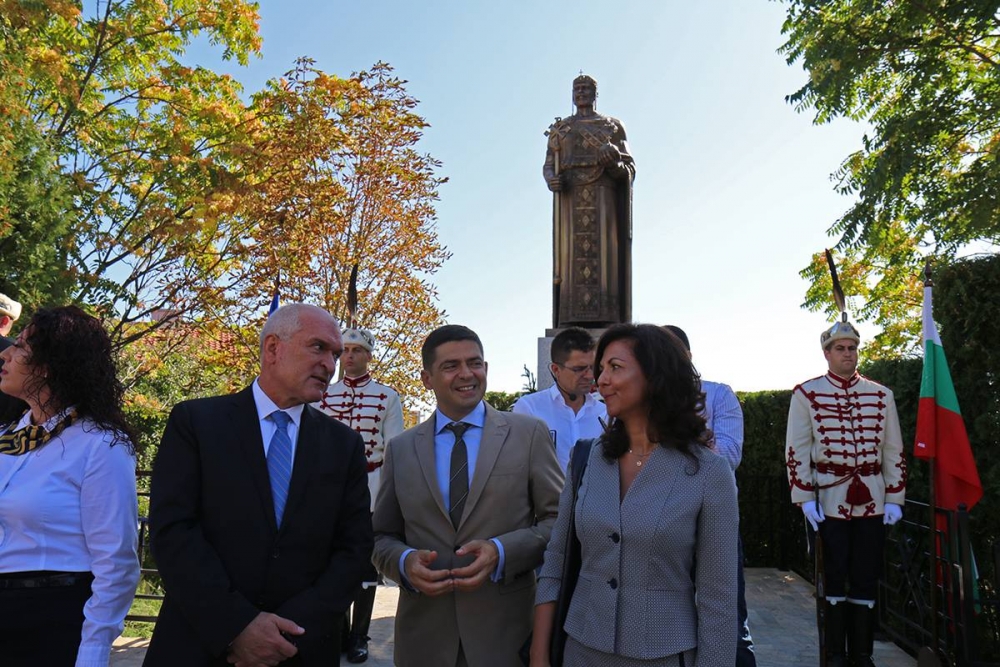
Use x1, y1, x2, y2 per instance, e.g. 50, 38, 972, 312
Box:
267, 411, 294, 527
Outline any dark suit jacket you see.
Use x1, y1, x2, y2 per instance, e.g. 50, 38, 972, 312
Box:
144, 386, 373, 667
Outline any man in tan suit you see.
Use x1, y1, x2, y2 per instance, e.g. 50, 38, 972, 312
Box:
372, 324, 564, 667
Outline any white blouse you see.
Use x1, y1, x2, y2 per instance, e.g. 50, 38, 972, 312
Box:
0, 411, 140, 667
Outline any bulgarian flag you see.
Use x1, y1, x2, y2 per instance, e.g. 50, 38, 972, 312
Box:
913, 283, 982, 511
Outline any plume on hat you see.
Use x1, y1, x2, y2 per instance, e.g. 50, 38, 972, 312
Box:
819, 249, 860, 349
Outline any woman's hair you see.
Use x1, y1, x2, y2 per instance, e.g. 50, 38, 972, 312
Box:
595, 323, 709, 462
21, 306, 138, 453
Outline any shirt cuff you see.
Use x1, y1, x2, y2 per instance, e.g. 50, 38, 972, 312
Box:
490, 538, 505, 583
398, 548, 418, 592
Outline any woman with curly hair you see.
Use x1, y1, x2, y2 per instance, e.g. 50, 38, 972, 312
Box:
530, 323, 738, 667
0, 305, 140, 667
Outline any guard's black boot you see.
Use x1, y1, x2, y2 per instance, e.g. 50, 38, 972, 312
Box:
826, 600, 848, 667
346, 585, 377, 663
848, 603, 877, 667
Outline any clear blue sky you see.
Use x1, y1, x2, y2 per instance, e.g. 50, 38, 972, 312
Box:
195, 1, 873, 393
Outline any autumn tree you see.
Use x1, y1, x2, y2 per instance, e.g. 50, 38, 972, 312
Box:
2, 2, 448, 406
0, 120, 77, 313
779, 1, 1000, 357
221, 60, 449, 400
0, 0, 262, 342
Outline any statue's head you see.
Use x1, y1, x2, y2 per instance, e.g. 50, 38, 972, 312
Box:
573, 74, 597, 108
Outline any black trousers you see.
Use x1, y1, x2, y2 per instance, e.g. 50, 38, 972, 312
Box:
0, 571, 94, 667
819, 516, 885, 600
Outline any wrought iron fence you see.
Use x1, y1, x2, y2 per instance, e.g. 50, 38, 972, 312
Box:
880, 501, 1000, 666
127, 470, 162, 624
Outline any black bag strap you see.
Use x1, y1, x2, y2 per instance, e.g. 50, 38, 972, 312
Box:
570, 437, 593, 495
550, 437, 596, 666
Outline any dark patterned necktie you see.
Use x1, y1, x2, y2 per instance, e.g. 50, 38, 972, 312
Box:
446, 422, 471, 529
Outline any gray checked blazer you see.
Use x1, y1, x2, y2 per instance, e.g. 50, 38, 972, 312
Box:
537, 439, 739, 666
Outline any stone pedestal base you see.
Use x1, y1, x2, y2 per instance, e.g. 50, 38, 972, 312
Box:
536, 327, 608, 392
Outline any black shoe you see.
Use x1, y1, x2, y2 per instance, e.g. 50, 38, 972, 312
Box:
346, 634, 370, 664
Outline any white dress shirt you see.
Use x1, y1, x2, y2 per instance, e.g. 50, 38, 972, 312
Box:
512, 384, 607, 471
0, 410, 139, 667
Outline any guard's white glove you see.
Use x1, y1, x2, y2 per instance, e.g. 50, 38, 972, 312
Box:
883, 503, 903, 525
801, 500, 825, 531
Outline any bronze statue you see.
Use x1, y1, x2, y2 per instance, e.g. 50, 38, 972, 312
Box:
544, 74, 635, 328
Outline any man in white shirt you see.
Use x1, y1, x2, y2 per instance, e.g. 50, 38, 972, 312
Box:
512, 327, 607, 471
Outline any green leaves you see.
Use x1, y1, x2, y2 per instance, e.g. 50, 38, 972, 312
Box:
781, 0, 1000, 352
1, 2, 446, 411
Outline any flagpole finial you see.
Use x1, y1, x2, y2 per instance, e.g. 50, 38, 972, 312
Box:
923, 260, 934, 288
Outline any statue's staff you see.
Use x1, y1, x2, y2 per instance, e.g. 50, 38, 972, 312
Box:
546, 118, 569, 329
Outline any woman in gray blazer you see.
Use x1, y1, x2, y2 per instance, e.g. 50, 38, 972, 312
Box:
530, 323, 739, 667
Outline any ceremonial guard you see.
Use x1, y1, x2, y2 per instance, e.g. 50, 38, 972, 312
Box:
785, 253, 907, 667
317, 327, 404, 664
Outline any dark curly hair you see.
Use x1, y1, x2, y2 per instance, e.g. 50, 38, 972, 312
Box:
595, 323, 710, 463
17, 306, 138, 454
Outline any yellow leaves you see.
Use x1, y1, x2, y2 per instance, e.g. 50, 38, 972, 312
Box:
24, 46, 61, 66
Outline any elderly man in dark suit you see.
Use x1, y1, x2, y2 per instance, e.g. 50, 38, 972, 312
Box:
145, 303, 373, 667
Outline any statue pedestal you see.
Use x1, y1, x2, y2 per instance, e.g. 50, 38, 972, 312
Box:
536, 327, 607, 392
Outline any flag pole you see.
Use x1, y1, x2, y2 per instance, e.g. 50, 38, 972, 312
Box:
918, 261, 942, 667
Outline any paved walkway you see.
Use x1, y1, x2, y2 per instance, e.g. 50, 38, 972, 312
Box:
747, 569, 913, 667
111, 569, 915, 666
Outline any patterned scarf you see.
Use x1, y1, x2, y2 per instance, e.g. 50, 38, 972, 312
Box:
0, 408, 77, 456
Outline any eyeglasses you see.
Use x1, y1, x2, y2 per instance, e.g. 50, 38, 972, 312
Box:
556, 363, 592, 375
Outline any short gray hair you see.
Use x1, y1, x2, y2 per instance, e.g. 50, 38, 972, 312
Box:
259, 303, 307, 358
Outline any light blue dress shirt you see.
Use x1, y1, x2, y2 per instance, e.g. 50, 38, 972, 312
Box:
398, 401, 505, 587
432, 401, 487, 508
702, 380, 744, 471
252, 379, 304, 458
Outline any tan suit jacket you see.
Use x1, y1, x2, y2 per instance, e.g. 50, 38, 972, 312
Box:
372, 403, 564, 667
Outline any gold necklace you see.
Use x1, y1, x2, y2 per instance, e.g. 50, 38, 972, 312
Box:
628, 448, 652, 467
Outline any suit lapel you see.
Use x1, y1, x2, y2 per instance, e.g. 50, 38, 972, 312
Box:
414, 417, 450, 524
231, 387, 277, 531
281, 405, 322, 535
462, 404, 508, 527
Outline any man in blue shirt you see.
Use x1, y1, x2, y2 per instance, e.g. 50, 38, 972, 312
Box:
372, 325, 564, 667
666, 325, 756, 667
